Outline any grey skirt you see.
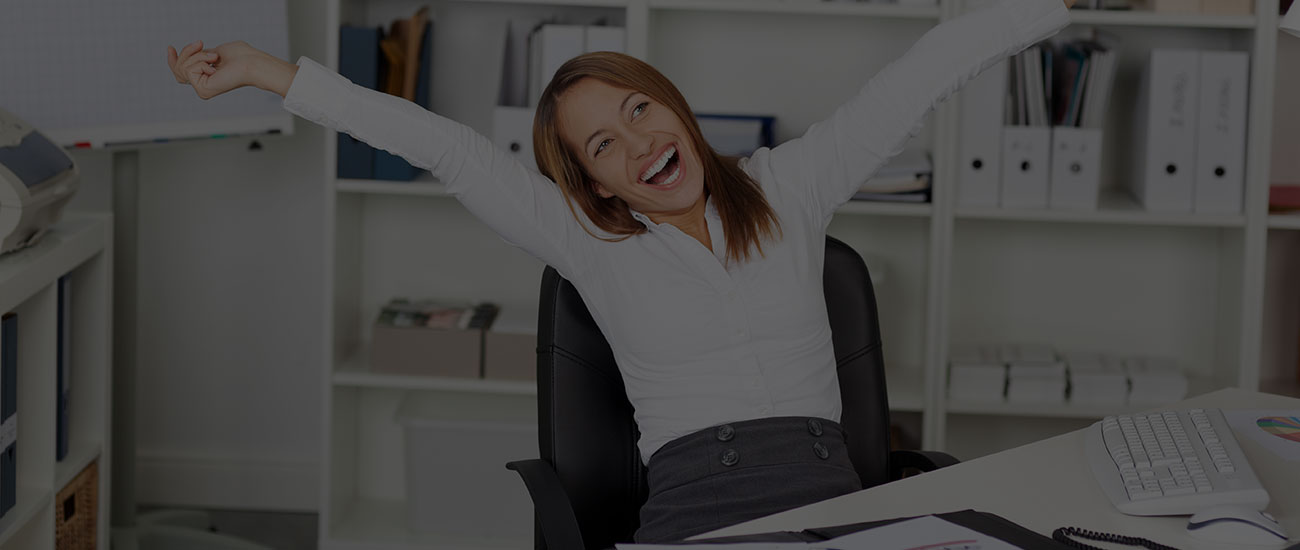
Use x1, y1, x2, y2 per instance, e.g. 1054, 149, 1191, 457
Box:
633, 416, 863, 544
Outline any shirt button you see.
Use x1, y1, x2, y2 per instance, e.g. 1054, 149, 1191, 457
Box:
716, 424, 735, 442
720, 449, 740, 467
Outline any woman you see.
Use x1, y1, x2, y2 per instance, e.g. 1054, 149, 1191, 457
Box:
168, 0, 1071, 541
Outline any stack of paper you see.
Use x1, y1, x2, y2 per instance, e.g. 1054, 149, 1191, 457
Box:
1064, 352, 1128, 406
1005, 344, 1067, 404
1125, 357, 1188, 406
947, 344, 1006, 402
853, 149, 932, 203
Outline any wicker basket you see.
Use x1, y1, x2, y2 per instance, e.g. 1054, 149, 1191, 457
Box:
55, 460, 98, 550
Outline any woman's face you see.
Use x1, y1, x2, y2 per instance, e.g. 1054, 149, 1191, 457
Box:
557, 78, 706, 221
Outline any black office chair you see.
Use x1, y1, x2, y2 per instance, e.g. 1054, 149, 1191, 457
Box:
506, 235, 958, 550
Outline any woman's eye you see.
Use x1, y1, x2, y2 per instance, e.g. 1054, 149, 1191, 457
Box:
596, 138, 612, 155
632, 102, 648, 118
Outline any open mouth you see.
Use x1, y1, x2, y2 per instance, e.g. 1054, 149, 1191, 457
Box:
640, 145, 681, 186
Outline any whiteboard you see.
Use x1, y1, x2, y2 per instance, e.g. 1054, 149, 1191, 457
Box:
0, 0, 292, 148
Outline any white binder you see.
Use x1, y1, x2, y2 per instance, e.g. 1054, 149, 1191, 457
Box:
1193, 50, 1250, 215
957, 60, 1007, 207
1048, 126, 1103, 210
528, 25, 586, 107
492, 106, 537, 170
1130, 49, 1199, 213
1000, 125, 1052, 209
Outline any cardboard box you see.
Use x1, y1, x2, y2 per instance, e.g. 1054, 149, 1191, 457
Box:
483, 330, 537, 381
371, 324, 482, 378
1200, 0, 1252, 14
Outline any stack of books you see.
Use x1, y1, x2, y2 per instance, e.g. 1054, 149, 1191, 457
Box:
853, 149, 931, 203
1004, 344, 1068, 404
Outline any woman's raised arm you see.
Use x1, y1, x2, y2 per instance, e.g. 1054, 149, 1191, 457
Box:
166, 42, 592, 278
758, 0, 1072, 222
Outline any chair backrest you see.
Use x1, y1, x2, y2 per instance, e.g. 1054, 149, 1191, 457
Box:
534, 235, 892, 550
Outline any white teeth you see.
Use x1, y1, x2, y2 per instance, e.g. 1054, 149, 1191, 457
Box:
640, 145, 677, 182
660, 164, 680, 186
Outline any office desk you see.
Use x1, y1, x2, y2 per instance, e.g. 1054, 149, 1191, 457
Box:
698, 388, 1299, 549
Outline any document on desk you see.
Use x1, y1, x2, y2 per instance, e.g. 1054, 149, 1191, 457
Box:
616, 516, 1021, 550
813, 516, 1020, 550
1224, 409, 1300, 461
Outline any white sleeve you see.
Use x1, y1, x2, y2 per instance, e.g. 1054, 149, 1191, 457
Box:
283, 56, 592, 277
761, 0, 1071, 221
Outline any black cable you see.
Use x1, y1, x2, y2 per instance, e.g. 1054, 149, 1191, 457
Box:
1052, 527, 1181, 550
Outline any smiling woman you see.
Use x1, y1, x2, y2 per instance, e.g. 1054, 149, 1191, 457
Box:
534, 52, 782, 262
165, 0, 1075, 542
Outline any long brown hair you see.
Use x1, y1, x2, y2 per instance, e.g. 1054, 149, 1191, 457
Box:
532, 51, 781, 265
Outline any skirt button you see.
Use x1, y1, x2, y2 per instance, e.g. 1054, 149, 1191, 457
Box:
720, 448, 740, 466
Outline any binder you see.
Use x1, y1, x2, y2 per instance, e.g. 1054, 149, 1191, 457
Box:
374, 21, 433, 181
336, 25, 381, 180
956, 60, 1007, 207
57, 274, 70, 461
1, 312, 16, 519
1000, 126, 1052, 208
528, 24, 586, 107
492, 106, 537, 170
688, 509, 1072, 548
1193, 50, 1249, 215
1130, 49, 1199, 213
1048, 126, 1103, 210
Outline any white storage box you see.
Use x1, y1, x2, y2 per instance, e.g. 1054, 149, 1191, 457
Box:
1125, 356, 1188, 406
948, 344, 1006, 402
1065, 352, 1128, 407
395, 392, 538, 541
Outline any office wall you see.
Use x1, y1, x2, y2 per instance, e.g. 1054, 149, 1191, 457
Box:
129, 0, 328, 511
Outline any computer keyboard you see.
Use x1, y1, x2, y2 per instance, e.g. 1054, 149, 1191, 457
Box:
1085, 407, 1270, 515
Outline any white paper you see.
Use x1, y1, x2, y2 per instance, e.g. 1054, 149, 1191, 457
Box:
617, 543, 809, 550
811, 516, 1020, 550
1223, 409, 1300, 461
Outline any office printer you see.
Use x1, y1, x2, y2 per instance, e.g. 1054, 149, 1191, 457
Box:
0, 107, 78, 254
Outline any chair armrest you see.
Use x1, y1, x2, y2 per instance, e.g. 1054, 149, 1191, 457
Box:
888, 449, 960, 480
506, 459, 586, 550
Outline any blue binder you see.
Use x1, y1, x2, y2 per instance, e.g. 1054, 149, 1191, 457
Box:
1, 312, 17, 518
337, 25, 381, 179
373, 21, 432, 181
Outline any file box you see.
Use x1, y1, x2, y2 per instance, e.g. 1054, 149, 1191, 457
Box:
370, 324, 482, 378
483, 329, 537, 381
55, 460, 98, 550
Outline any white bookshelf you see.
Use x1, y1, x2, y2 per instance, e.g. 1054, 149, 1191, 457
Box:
317, 0, 1291, 547
0, 213, 114, 550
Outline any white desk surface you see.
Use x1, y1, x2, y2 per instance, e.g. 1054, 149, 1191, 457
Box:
698, 388, 1300, 550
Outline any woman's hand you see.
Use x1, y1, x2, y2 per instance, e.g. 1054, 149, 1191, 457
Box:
167, 40, 298, 99
1063, 0, 1076, 7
